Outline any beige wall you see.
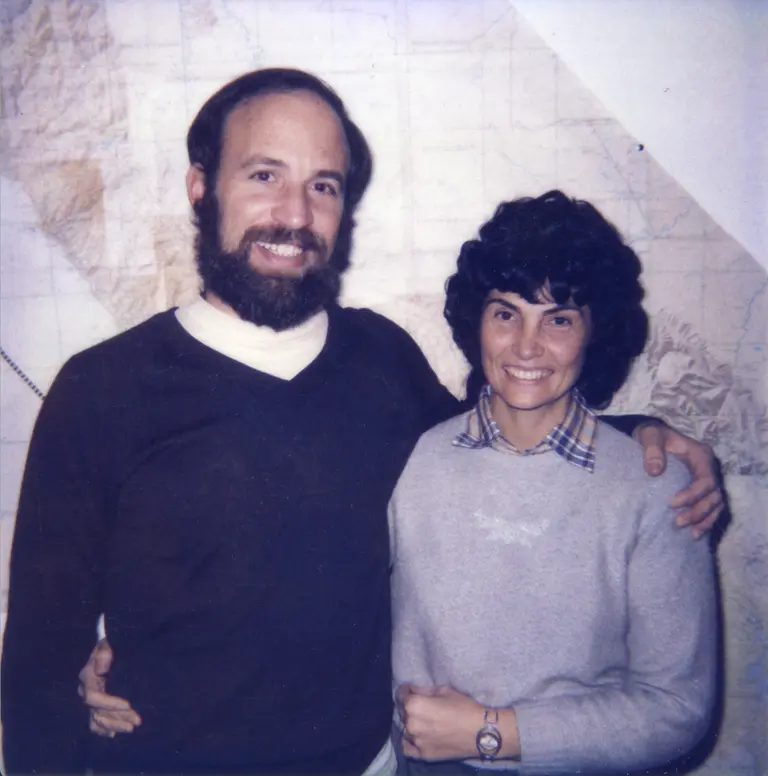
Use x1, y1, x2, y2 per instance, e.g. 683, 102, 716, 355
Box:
1, 1, 766, 772
513, 0, 768, 272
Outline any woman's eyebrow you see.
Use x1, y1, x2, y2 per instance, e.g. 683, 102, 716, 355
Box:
483, 297, 519, 311
483, 297, 582, 313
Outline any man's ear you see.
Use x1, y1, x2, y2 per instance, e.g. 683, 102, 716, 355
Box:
186, 164, 206, 206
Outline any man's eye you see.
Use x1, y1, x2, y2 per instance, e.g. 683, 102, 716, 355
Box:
250, 170, 274, 182
549, 315, 573, 327
313, 181, 339, 197
494, 309, 514, 321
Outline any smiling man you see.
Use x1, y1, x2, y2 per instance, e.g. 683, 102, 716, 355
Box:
3, 69, 449, 776
191, 89, 349, 331
1, 71, 722, 776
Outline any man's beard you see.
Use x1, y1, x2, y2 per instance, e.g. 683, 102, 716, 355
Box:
193, 192, 342, 331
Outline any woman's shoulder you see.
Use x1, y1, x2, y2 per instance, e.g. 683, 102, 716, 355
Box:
396, 412, 474, 482
418, 410, 472, 448
595, 419, 691, 498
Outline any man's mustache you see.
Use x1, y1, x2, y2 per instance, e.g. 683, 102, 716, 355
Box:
238, 226, 326, 255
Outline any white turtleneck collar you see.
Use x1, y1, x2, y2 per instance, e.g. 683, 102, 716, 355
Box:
175, 296, 329, 380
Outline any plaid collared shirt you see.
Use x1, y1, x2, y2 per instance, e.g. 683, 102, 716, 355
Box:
453, 385, 598, 473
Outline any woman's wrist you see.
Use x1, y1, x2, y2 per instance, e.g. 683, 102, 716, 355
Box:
497, 707, 522, 760
472, 706, 521, 761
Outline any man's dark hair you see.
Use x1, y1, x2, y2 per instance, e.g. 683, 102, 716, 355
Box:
186, 67, 372, 212
444, 189, 648, 409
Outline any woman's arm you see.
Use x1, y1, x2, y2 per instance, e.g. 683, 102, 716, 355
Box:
513, 463, 716, 774
398, 464, 717, 774
510, 497, 716, 774
398, 684, 521, 762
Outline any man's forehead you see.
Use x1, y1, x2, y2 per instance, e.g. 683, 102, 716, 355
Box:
222, 90, 350, 167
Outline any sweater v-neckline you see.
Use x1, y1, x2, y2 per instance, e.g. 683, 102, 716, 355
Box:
166, 306, 342, 389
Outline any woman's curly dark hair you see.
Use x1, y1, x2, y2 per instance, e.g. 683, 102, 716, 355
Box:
444, 190, 648, 409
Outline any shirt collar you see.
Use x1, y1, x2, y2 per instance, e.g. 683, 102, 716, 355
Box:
453, 385, 598, 473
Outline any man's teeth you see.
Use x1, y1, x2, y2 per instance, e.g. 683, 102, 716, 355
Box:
505, 367, 551, 380
257, 242, 303, 257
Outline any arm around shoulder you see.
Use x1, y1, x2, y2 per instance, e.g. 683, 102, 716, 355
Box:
602, 414, 725, 536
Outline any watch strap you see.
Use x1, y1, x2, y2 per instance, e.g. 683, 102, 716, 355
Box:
476, 708, 502, 760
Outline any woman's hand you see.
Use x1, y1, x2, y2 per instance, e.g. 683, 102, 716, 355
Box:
78, 639, 142, 737
399, 684, 481, 760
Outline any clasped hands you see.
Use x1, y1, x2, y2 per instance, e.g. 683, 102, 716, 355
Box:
398, 684, 522, 763
397, 684, 489, 761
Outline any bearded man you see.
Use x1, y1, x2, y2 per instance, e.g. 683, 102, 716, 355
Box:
1, 69, 722, 776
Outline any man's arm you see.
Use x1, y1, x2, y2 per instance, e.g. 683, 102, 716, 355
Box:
1, 361, 108, 772
633, 421, 724, 536
383, 314, 461, 430
579, 414, 724, 536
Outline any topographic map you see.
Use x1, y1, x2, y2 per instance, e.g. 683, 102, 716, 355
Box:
1, 1, 766, 772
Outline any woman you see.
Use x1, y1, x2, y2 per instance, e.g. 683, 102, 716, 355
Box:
390, 190, 716, 775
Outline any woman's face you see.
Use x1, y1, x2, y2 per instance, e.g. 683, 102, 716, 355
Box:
480, 288, 591, 434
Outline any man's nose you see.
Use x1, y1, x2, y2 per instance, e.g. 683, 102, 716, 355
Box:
272, 184, 312, 230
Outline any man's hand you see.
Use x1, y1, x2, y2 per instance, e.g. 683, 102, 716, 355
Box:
635, 422, 724, 539
397, 684, 484, 761
78, 639, 142, 737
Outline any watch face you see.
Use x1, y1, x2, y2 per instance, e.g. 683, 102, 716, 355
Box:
476, 726, 502, 758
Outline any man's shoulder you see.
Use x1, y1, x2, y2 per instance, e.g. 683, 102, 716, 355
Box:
67, 310, 177, 366
56, 310, 178, 390
332, 304, 411, 344
330, 304, 429, 372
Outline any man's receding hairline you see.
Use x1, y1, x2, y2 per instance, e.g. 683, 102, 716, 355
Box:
221, 88, 352, 172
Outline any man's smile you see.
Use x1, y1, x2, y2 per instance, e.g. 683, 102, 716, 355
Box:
255, 241, 305, 258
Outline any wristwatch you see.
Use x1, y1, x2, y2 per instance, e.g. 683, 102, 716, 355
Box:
476, 708, 502, 760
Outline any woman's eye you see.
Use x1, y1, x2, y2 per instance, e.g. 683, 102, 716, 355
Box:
494, 309, 514, 321
549, 315, 573, 327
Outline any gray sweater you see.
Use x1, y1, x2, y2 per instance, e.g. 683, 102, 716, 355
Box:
390, 415, 716, 775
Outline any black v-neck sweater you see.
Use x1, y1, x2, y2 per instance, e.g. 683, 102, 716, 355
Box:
2, 306, 458, 774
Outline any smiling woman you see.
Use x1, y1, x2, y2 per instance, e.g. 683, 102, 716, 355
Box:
480, 290, 591, 450
445, 190, 648, 411
390, 190, 717, 775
